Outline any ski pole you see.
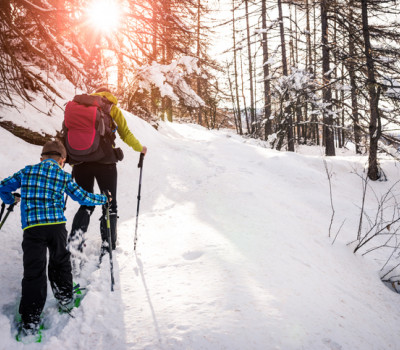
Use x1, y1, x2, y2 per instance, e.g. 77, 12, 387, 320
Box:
0, 193, 21, 230
134, 153, 145, 251
103, 191, 115, 292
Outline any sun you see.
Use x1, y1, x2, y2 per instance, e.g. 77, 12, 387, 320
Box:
87, 0, 121, 33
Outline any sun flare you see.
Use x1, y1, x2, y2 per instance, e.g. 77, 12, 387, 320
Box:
87, 0, 121, 33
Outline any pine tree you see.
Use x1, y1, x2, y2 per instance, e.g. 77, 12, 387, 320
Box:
321, 0, 335, 156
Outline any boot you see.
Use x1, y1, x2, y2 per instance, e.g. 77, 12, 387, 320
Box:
69, 206, 94, 252
69, 206, 94, 275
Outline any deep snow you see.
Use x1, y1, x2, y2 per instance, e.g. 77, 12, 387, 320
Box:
1, 102, 400, 349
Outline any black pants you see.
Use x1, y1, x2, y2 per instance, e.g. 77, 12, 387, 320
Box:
19, 224, 72, 328
70, 162, 117, 249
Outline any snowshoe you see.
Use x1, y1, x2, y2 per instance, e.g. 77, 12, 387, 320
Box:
58, 283, 87, 314
15, 322, 44, 343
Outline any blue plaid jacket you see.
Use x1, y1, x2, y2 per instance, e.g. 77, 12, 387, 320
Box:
0, 159, 106, 229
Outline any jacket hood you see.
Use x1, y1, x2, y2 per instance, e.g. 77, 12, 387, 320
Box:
91, 91, 118, 105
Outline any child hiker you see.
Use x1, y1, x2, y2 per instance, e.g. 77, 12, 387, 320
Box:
0, 140, 108, 338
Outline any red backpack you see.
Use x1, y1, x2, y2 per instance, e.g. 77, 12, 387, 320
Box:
62, 94, 121, 164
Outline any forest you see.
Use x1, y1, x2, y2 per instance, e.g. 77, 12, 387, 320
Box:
3, 3, 400, 347
1, 0, 400, 180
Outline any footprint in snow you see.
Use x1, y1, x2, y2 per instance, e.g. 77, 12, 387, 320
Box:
182, 251, 204, 260
322, 338, 342, 350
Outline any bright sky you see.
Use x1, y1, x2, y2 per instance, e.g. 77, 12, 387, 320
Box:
86, 0, 122, 33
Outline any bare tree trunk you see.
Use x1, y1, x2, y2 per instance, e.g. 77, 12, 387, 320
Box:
313, 0, 320, 146
151, 2, 159, 117
348, 4, 362, 154
227, 63, 239, 134
196, 0, 203, 125
289, 2, 294, 67
333, 0, 341, 149
294, 3, 302, 143
321, 0, 335, 156
240, 49, 250, 133
261, 0, 272, 139
341, 60, 346, 148
304, 0, 312, 144
232, 0, 243, 135
296, 97, 302, 143
277, 0, 294, 151
163, 0, 173, 122
245, 0, 256, 135
253, 50, 258, 135
278, 0, 288, 77
295, 2, 299, 65
361, 0, 381, 180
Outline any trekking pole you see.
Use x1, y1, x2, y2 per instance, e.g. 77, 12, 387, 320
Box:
0, 193, 21, 230
134, 153, 145, 251
103, 191, 115, 292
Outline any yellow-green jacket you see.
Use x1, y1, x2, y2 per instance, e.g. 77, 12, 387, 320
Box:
92, 91, 143, 153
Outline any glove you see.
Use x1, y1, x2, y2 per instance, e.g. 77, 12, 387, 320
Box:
13, 193, 21, 204
103, 191, 112, 204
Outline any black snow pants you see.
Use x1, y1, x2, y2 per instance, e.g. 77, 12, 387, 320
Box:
69, 162, 118, 251
19, 223, 72, 329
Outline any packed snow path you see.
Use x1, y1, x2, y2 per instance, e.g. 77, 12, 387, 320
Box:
1, 115, 400, 350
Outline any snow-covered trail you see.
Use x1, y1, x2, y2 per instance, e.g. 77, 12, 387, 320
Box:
1, 115, 400, 350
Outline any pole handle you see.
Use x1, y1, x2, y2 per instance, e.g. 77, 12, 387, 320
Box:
102, 190, 112, 208
7, 192, 21, 213
138, 153, 145, 168
0, 193, 20, 230
10, 193, 21, 211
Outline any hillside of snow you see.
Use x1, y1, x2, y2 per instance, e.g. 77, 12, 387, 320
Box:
1, 103, 400, 349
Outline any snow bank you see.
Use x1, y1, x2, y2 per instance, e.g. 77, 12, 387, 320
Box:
1, 109, 400, 349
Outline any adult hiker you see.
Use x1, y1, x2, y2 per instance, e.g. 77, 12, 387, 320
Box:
0, 140, 108, 339
65, 87, 147, 259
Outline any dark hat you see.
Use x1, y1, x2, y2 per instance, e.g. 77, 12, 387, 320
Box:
41, 140, 67, 159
